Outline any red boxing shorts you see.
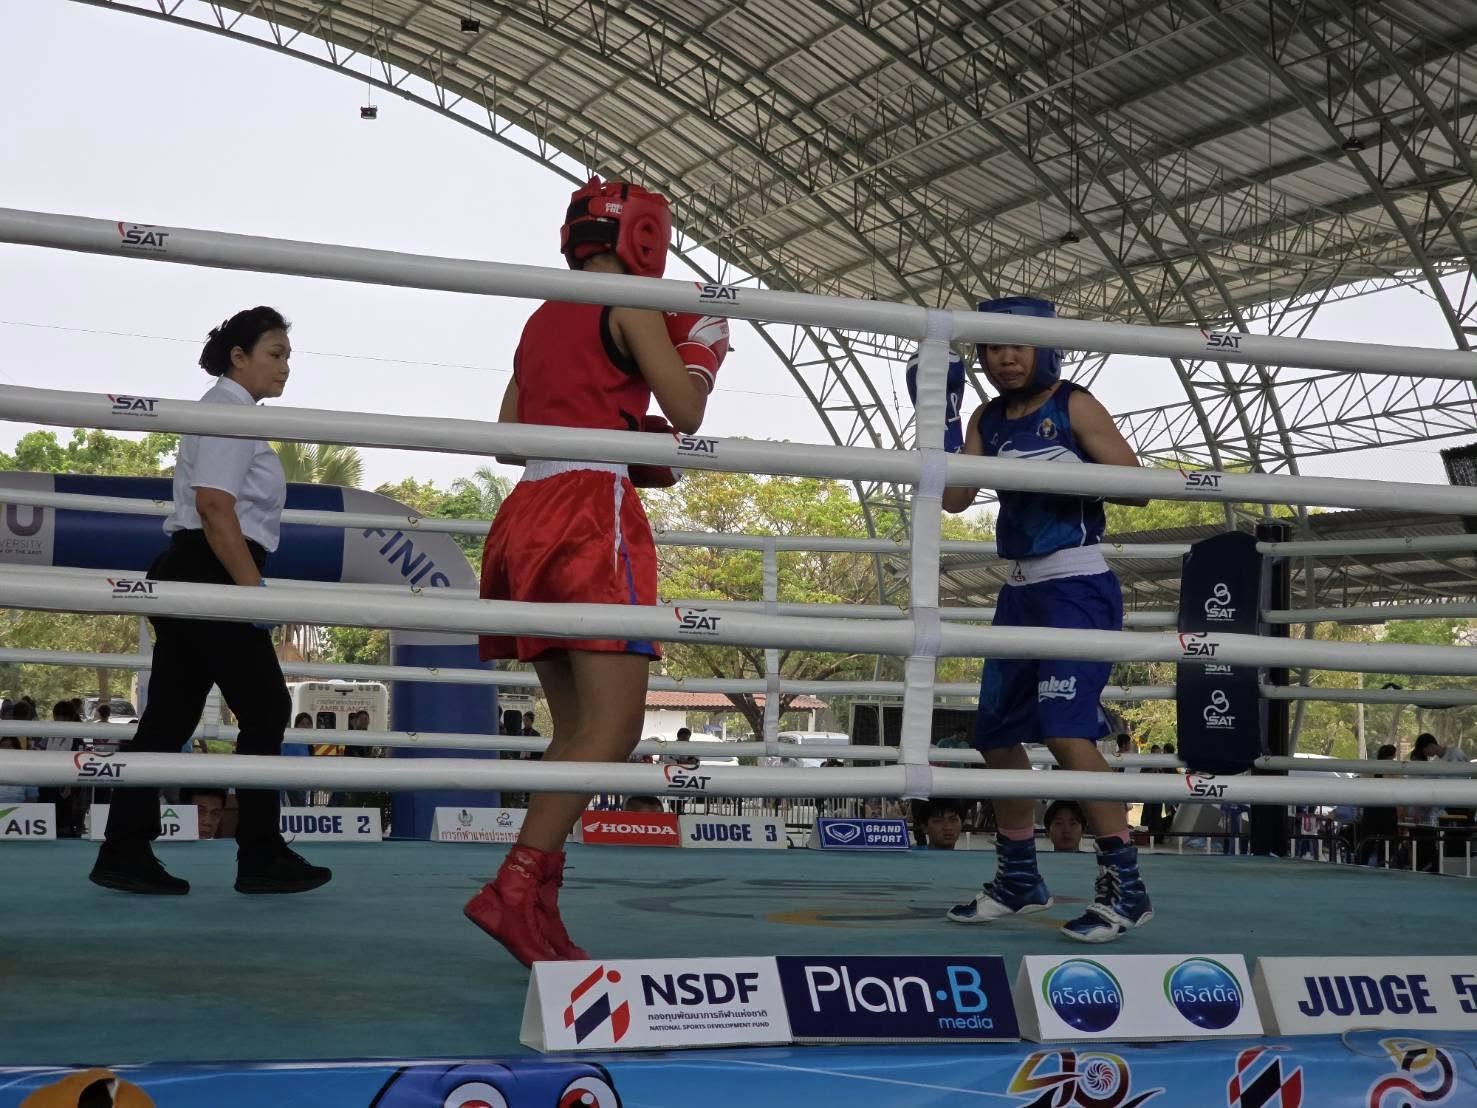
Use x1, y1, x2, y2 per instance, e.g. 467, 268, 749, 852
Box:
478, 465, 661, 663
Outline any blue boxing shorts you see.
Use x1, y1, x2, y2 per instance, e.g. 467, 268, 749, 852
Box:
974, 570, 1123, 749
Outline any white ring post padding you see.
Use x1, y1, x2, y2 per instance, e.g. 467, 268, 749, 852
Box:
898, 311, 951, 779
6, 750, 1477, 806
6, 570, 1477, 675
5, 206, 1476, 381
762, 538, 781, 754
10, 385, 1477, 516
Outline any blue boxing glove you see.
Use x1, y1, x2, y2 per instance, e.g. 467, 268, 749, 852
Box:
905, 349, 967, 453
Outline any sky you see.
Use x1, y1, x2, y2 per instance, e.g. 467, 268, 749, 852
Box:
0, 1, 1463, 495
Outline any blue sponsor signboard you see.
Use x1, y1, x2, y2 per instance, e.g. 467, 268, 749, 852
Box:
809, 817, 911, 850
776, 956, 1019, 1042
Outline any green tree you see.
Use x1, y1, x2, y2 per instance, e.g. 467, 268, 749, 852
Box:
318, 470, 511, 665
271, 441, 365, 487
0, 429, 178, 475
644, 473, 993, 737
0, 430, 178, 705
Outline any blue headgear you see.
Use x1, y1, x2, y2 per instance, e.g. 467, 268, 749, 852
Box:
976, 296, 1062, 394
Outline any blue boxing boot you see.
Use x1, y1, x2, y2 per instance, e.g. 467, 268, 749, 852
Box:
946, 833, 1052, 923
1062, 836, 1153, 943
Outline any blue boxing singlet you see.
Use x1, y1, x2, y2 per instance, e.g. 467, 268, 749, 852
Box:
977, 381, 1107, 561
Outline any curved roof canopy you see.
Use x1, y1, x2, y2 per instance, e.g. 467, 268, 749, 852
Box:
85, 0, 1477, 511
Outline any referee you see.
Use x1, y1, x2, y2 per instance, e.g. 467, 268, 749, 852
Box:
90, 306, 331, 896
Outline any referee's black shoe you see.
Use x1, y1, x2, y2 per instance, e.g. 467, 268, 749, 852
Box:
235, 841, 332, 895
90, 844, 190, 895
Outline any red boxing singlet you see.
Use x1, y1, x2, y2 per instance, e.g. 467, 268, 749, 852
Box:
515, 301, 651, 431
478, 300, 661, 664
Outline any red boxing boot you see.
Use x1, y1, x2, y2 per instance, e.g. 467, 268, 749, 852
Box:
464, 845, 560, 967
538, 852, 590, 961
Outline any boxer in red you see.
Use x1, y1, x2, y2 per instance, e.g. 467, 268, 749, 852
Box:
465, 177, 729, 966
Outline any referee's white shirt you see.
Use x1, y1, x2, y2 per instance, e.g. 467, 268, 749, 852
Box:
164, 375, 286, 552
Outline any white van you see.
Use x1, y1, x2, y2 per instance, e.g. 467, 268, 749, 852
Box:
765, 731, 851, 769
287, 681, 389, 737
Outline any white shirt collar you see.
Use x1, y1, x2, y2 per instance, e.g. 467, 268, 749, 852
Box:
213, 375, 256, 405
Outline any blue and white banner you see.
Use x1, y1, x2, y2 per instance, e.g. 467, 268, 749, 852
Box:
807, 817, 911, 850
1255, 956, 1477, 1035
777, 956, 1017, 1042
679, 814, 786, 849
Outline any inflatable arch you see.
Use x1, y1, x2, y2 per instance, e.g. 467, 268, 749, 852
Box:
0, 472, 497, 838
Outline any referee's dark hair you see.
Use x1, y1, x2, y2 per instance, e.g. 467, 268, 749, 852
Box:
199, 306, 291, 376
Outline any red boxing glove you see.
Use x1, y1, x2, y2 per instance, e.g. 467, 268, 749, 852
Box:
630, 414, 683, 488
663, 311, 729, 392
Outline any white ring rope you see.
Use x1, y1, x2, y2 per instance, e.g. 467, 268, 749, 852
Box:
0, 561, 1182, 628
3, 571, 1476, 676
3, 206, 1475, 380
2, 749, 1474, 807
4, 205, 1476, 809
6, 486, 1477, 561
5, 721, 1472, 780
9, 385, 1477, 517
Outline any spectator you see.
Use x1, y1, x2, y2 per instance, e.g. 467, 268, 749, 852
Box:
0, 737, 30, 802
1402, 743, 1441, 871
41, 701, 86, 837
622, 796, 664, 813
912, 798, 965, 850
938, 725, 972, 750
10, 699, 38, 750
676, 726, 692, 742
1358, 744, 1399, 866
1412, 732, 1469, 764
500, 709, 522, 736
182, 787, 228, 840
1044, 800, 1087, 852
94, 703, 112, 725
280, 712, 313, 807
1114, 733, 1139, 772
522, 712, 540, 737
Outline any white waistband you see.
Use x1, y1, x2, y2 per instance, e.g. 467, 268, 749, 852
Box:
1002, 544, 1110, 585
521, 460, 628, 483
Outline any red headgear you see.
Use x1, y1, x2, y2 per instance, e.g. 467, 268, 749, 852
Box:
560, 177, 672, 279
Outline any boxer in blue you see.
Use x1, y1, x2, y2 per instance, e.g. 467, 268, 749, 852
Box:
909, 296, 1152, 943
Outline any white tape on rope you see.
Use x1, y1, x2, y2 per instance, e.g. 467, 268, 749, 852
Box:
5, 205, 1475, 380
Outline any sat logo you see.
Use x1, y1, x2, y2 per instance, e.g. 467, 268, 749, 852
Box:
74, 752, 126, 780
663, 764, 712, 792
117, 221, 171, 250
108, 394, 160, 416
1201, 329, 1244, 352
697, 282, 740, 303
677, 435, 718, 456
1186, 773, 1228, 799
108, 578, 158, 599
675, 607, 721, 635
1178, 631, 1219, 658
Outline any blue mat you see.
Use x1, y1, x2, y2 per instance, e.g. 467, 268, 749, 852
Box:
1, 840, 1474, 1106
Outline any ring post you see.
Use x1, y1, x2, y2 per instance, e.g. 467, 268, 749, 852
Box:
1250, 521, 1294, 856
898, 310, 954, 804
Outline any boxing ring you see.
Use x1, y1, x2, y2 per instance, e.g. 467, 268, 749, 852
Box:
1, 208, 1476, 1106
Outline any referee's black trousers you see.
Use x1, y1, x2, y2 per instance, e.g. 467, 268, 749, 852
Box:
104, 531, 291, 855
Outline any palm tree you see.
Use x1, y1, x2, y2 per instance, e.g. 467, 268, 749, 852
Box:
450, 465, 512, 517
269, 442, 366, 662
272, 441, 366, 488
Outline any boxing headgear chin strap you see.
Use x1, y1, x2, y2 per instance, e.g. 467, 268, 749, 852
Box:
976, 295, 1063, 394
561, 177, 673, 279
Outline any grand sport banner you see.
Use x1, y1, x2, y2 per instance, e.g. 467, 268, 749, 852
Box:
3, 1032, 1474, 1107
